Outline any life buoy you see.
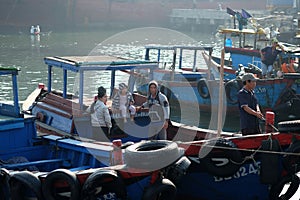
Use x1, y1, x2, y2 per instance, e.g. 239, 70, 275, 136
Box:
269, 174, 300, 200
199, 138, 243, 177
124, 140, 181, 171
42, 169, 81, 200
0, 168, 10, 200
197, 79, 210, 99
9, 170, 43, 200
278, 120, 300, 133
81, 169, 127, 200
225, 79, 241, 105
142, 178, 176, 200
282, 139, 300, 174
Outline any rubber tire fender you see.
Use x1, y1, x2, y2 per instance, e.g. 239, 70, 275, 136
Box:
142, 178, 176, 200
42, 169, 80, 200
164, 156, 191, 185
278, 120, 300, 133
124, 140, 181, 171
197, 78, 210, 99
225, 79, 242, 105
199, 138, 243, 177
81, 169, 127, 200
269, 174, 300, 200
282, 139, 300, 174
9, 170, 43, 200
0, 168, 10, 200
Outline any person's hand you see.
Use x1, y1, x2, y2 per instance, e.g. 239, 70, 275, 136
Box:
163, 120, 169, 129
255, 111, 263, 119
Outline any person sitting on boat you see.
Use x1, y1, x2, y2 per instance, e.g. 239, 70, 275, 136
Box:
89, 86, 112, 141
260, 38, 285, 78
142, 80, 170, 140
237, 73, 263, 135
112, 83, 136, 122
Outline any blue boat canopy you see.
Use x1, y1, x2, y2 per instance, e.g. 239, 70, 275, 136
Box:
44, 56, 159, 109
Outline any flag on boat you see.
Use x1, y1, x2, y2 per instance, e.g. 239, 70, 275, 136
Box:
226, 7, 236, 16
241, 9, 252, 18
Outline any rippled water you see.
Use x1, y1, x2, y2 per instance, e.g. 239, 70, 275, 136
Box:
0, 28, 219, 101
0, 28, 238, 130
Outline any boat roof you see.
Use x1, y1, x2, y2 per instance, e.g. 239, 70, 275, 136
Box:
44, 55, 159, 108
44, 56, 158, 72
219, 28, 265, 35
144, 45, 213, 52
0, 66, 19, 75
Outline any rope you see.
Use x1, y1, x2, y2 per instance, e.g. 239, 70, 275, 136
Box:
178, 142, 300, 157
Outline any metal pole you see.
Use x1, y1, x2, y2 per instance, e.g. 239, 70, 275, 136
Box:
217, 48, 225, 137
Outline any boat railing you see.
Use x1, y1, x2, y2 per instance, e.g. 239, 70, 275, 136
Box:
0, 66, 22, 118
43, 56, 159, 110
144, 45, 214, 71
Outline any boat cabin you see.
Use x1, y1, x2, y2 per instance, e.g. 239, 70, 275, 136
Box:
24, 56, 164, 142
219, 28, 270, 70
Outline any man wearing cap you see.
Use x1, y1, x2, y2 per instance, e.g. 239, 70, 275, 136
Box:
260, 38, 285, 78
237, 73, 263, 135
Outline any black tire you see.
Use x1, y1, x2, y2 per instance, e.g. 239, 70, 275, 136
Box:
199, 138, 243, 177
269, 174, 300, 200
282, 140, 300, 174
283, 73, 300, 79
81, 169, 127, 200
197, 79, 210, 99
42, 169, 81, 200
278, 120, 300, 133
225, 80, 241, 105
164, 156, 191, 185
9, 170, 43, 200
142, 178, 177, 200
124, 140, 181, 171
0, 168, 10, 200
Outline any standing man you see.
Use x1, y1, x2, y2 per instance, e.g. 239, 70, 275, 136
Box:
260, 38, 285, 78
89, 86, 112, 141
142, 80, 170, 140
237, 73, 263, 135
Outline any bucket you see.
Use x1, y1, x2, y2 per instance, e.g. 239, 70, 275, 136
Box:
265, 111, 275, 133
112, 139, 123, 165
225, 38, 232, 47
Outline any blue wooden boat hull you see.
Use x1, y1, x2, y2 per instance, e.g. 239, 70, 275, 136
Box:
137, 75, 300, 126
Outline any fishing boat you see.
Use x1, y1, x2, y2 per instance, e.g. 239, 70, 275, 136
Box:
137, 45, 236, 115
135, 44, 300, 128
17, 54, 300, 199
0, 65, 193, 199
